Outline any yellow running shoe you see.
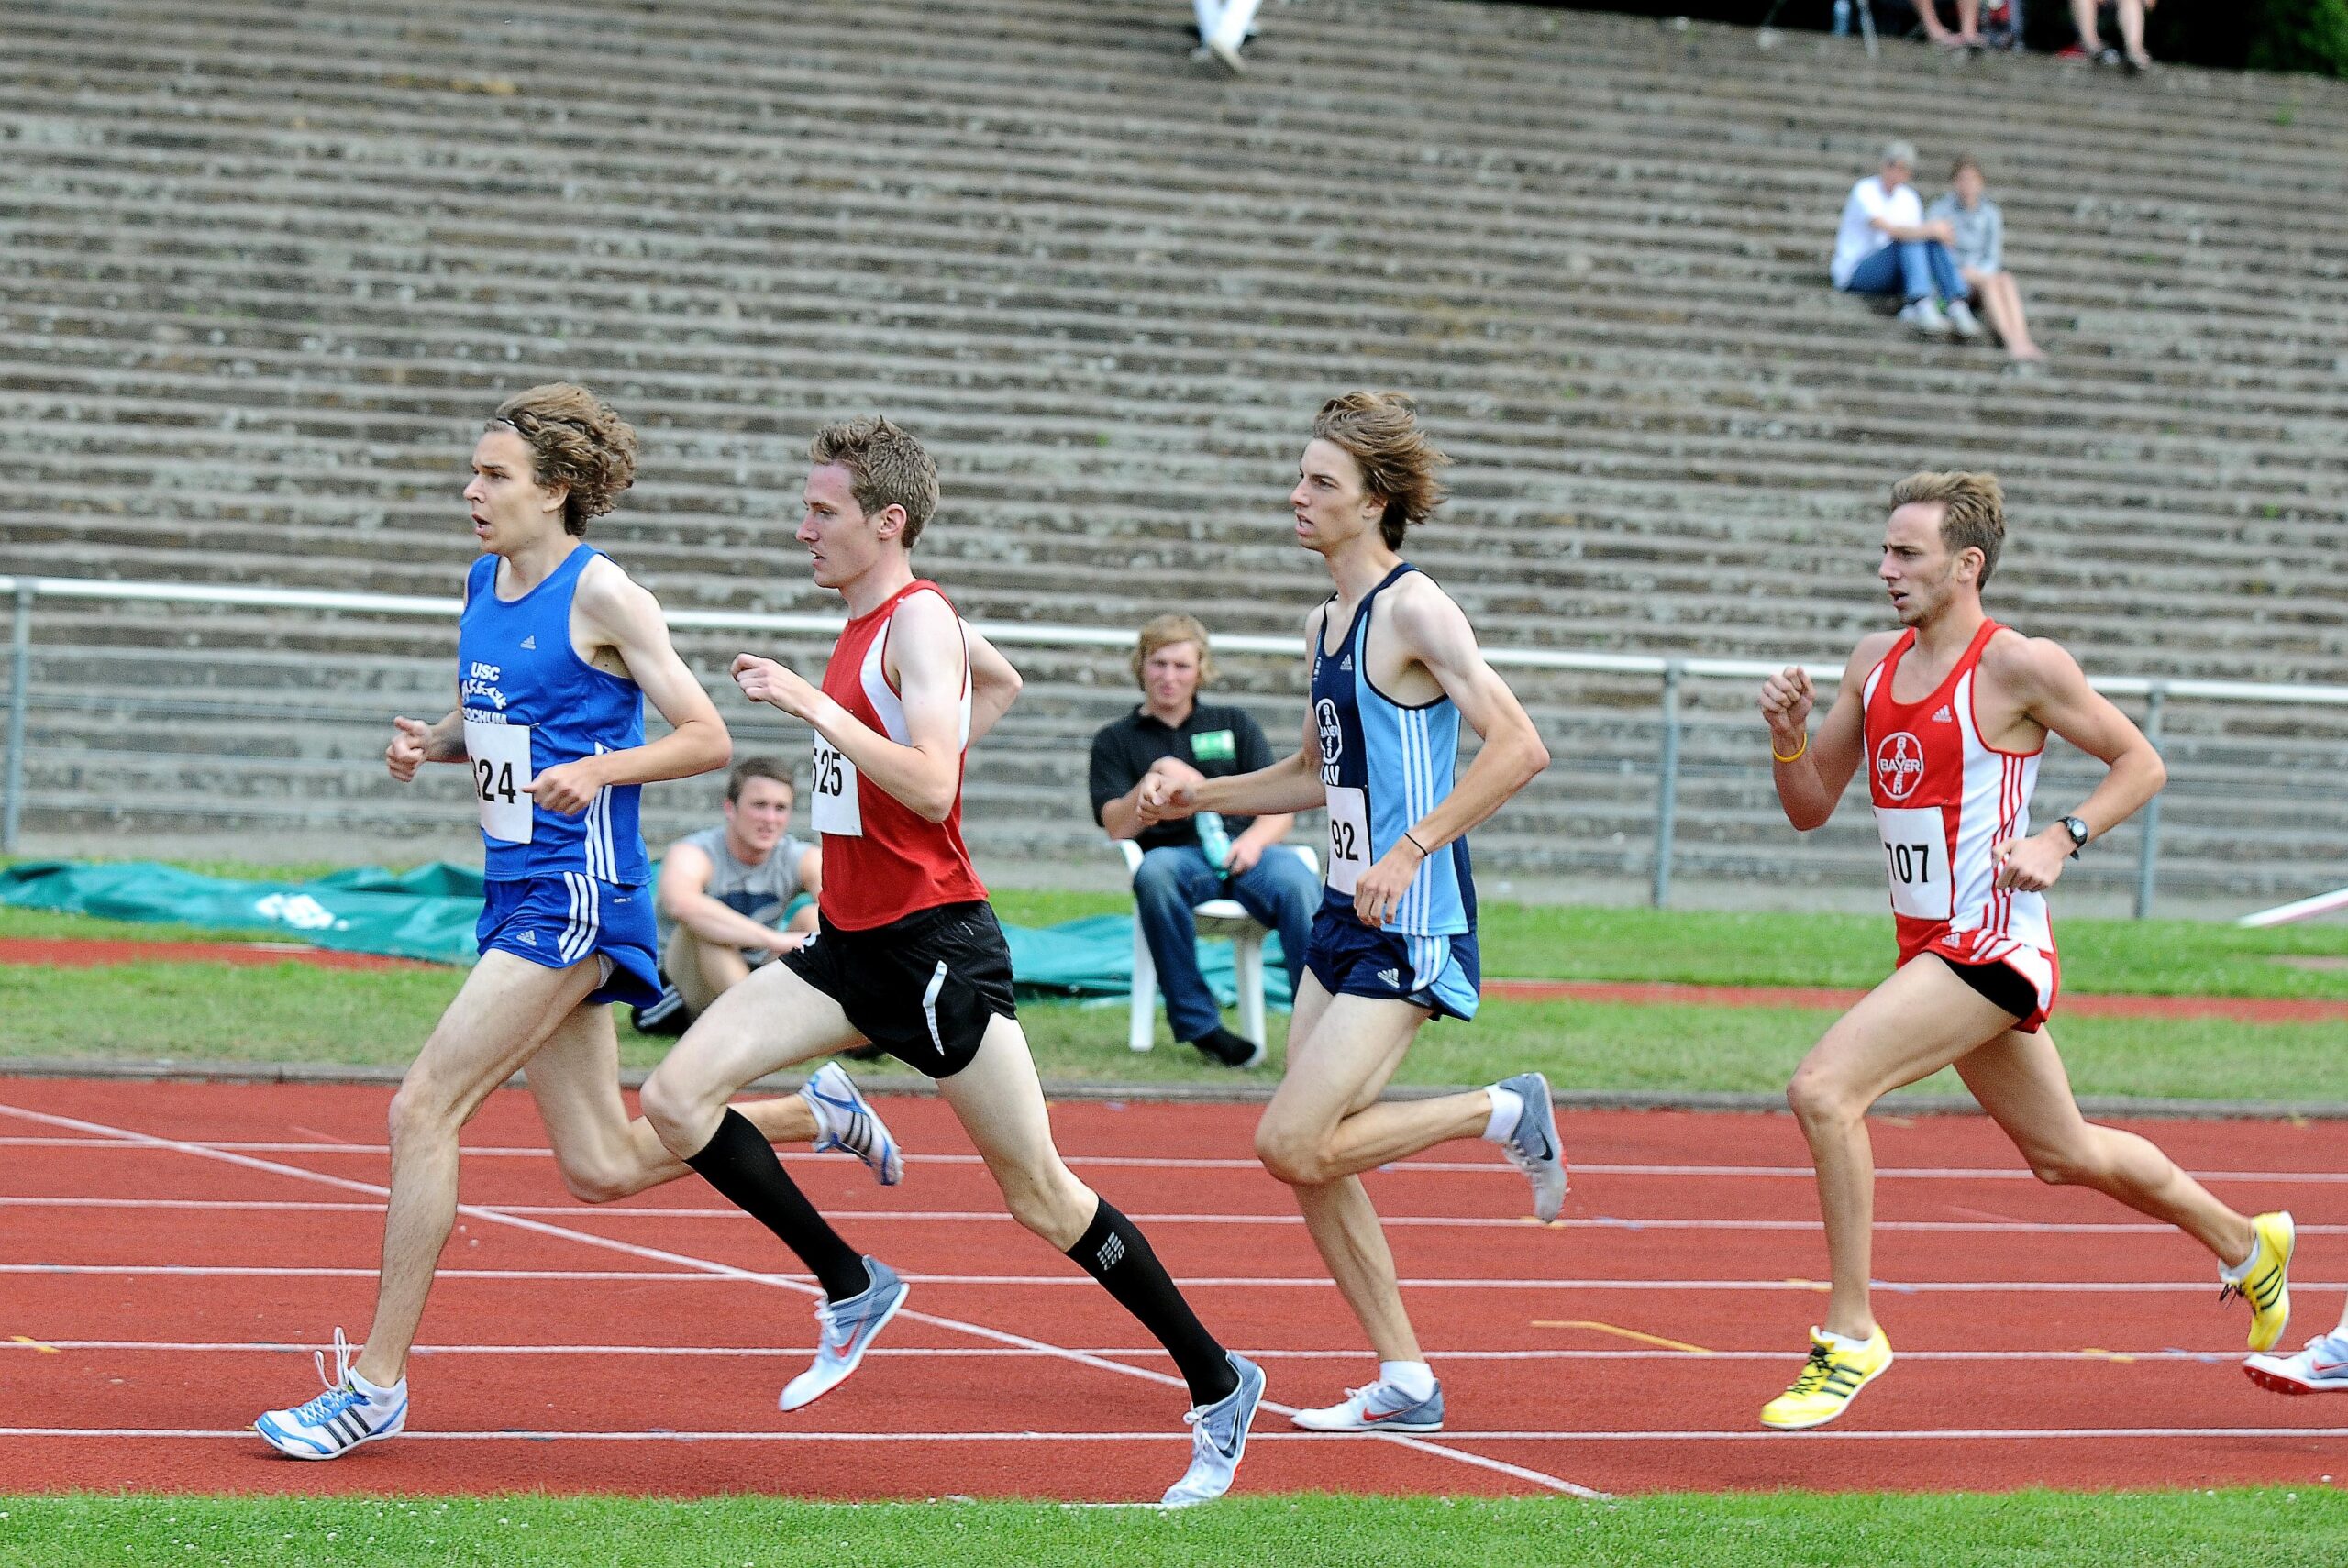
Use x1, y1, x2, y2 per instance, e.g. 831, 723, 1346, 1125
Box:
2222, 1210, 2295, 1353
1760, 1326, 1893, 1430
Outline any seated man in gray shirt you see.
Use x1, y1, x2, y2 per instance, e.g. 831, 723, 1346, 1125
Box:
1926, 154, 2044, 365
637, 758, 822, 1032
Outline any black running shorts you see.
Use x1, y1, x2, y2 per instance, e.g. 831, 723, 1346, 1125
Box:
781, 900, 1017, 1078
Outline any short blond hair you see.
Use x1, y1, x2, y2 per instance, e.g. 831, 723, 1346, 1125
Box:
491, 382, 637, 536
808, 416, 941, 549
1889, 470, 2007, 588
1131, 613, 1216, 690
1312, 392, 1449, 549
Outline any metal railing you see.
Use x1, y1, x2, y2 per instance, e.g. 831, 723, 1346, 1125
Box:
7, 573, 2348, 914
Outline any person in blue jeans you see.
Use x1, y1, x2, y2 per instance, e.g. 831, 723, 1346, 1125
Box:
1831, 139, 1981, 341
1091, 613, 1319, 1066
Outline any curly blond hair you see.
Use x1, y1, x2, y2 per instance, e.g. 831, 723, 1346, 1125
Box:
490, 383, 637, 536
1130, 612, 1216, 690
1312, 392, 1449, 548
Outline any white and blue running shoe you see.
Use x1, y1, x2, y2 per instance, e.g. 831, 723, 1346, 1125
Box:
1497, 1070, 1568, 1222
254, 1329, 407, 1460
1160, 1353, 1266, 1507
2246, 1331, 2348, 1397
802, 1061, 903, 1186
1290, 1375, 1445, 1433
781, 1257, 907, 1412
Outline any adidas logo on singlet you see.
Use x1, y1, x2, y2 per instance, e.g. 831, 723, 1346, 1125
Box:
1340, 655, 1353, 670
1932, 704, 1953, 723
520, 635, 537, 650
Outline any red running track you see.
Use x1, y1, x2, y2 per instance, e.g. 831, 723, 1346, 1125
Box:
0, 1077, 2343, 1503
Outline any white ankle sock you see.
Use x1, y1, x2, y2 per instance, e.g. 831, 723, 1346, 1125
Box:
1817, 1328, 1872, 1353
349, 1367, 401, 1402
1379, 1359, 1436, 1402
1481, 1086, 1523, 1143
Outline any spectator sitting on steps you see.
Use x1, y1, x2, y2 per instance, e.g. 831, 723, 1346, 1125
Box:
1091, 613, 1320, 1068
1831, 139, 1982, 341
1927, 155, 2047, 366
634, 758, 822, 1035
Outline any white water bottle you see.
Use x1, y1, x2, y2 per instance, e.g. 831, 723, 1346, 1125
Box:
1195, 811, 1231, 874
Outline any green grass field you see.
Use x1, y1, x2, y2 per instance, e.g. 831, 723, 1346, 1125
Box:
4, 1491, 2342, 1568
5, 892, 2344, 1100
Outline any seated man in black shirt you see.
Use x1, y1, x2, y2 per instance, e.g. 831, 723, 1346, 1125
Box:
1091, 613, 1321, 1066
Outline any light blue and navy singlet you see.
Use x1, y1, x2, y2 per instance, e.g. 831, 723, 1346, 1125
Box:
455, 545, 659, 1005
1306, 561, 1480, 1021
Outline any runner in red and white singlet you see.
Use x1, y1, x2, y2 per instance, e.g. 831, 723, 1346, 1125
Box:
806, 577, 987, 931
1860, 615, 2058, 1030
641, 417, 1264, 1507
1750, 470, 2295, 1432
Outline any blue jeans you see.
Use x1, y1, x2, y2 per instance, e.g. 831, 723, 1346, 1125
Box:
1132, 844, 1320, 1043
1844, 240, 1964, 304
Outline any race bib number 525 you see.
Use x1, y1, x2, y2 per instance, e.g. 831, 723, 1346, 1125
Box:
811, 736, 861, 837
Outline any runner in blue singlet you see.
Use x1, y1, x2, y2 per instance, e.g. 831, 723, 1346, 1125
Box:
254, 384, 902, 1462
1138, 392, 1565, 1434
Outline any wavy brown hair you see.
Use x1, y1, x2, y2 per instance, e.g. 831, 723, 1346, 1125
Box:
1889, 469, 2006, 588
809, 415, 941, 549
1312, 391, 1449, 548
490, 382, 637, 536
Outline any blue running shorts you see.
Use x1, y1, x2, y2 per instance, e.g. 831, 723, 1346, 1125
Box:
1303, 903, 1479, 1022
477, 874, 660, 1008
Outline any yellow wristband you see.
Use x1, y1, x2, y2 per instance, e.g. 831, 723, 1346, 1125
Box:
1772, 734, 1808, 764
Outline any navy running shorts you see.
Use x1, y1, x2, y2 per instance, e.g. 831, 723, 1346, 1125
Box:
1303, 903, 1479, 1022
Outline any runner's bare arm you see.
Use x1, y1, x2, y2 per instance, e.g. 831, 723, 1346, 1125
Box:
1138, 608, 1330, 823
963, 619, 1023, 744
1763, 635, 1888, 830
530, 561, 733, 815
734, 590, 969, 824
657, 838, 796, 955
1345, 582, 1547, 927
1987, 634, 2165, 892
387, 708, 466, 780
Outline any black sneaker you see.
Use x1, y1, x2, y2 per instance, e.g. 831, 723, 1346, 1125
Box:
1187, 1025, 1266, 1069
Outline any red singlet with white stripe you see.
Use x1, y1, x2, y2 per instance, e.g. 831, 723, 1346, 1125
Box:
803, 580, 987, 931
1861, 618, 2062, 1029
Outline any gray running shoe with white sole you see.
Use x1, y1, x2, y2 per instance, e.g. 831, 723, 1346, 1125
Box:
1497, 1071, 1568, 1221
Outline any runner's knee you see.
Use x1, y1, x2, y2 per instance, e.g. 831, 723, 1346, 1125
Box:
1785, 1062, 1863, 1128
998, 1163, 1091, 1245
556, 1154, 638, 1206
1254, 1119, 1332, 1187
637, 1064, 716, 1156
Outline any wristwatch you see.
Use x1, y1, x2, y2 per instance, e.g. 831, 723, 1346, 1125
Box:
2057, 815, 2089, 857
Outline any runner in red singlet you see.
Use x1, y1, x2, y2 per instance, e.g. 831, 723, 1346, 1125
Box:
641, 417, 1264, 1507
1750, 470, 2295, 1430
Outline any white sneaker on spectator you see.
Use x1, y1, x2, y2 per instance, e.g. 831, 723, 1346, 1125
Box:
1944, 299, 1983, 338
1899, 299, 1951, 336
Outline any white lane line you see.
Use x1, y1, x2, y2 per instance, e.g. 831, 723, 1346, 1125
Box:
0, 1340, 2259, 1364
9, 1196, 2344, 1238
10, 1263, 2337, 1292
2, 1426, 2342, 1444
0, 1099, 1596, 1499
9, 1136, 2346, 1185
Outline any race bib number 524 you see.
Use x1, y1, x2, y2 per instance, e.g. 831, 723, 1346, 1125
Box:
463, 719, 534, 845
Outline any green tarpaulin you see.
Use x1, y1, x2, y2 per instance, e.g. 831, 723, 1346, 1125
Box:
0, 861, 1289, 1008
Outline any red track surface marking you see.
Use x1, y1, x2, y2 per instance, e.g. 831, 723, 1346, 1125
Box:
1483, 977, 2348, 1023
0, 938, 428, 971
1, 1077, 2343, 1499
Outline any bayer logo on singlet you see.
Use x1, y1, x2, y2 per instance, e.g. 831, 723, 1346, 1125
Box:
1876, 732, 1926, 801
1315, 698, 1343, 784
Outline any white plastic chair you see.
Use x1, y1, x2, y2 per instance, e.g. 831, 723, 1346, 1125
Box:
1114, 838, 1318, 1054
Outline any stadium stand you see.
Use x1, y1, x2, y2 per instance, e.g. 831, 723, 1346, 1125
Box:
3, 0, 2342, 907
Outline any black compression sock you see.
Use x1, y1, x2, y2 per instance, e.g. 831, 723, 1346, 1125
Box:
682, 1108, 870, 1301
1066, 1198, 1238, 1407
